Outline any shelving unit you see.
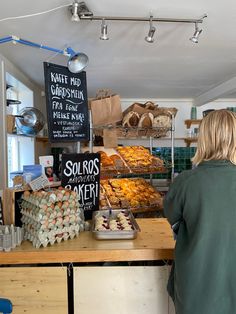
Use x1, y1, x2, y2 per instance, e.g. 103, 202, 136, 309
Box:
89, 116, 175, 215
184, 119, 202, 129
183, 119, 201, 146
184, 137, 198, 147
90, 115, 175, 181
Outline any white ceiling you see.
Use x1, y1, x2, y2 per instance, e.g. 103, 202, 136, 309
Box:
1, 0, 236, 100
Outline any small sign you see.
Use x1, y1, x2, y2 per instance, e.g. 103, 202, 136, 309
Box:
61, 153, 100, 219
44, 62, 89, 142
29, 175, 50, 191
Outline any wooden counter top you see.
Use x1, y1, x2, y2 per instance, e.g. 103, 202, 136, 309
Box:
0, 218, 175, 265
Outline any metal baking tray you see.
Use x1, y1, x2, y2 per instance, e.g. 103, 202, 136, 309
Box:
92, 209, 141, 240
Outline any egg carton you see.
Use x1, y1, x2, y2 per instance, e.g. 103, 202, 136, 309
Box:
0, 225, 24, 252
24, 224, 85, 248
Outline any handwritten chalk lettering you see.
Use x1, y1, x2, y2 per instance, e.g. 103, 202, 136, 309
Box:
53, 111, 71, 120
65, 103, 78, 111
70, 77, 81, 87
83, 204, 92, 210
68, 175, 96, 183
50, 84, 84, 100
52, 101, 63, 110
50, 72, 68, 84
71, 113, 85, 122
65, 182, 99, 205
44, 63, 89, 142
62, 126, 77, 131
63, 158, 100, 177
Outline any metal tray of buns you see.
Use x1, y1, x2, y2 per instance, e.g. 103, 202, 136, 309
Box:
92, 209, 141, 240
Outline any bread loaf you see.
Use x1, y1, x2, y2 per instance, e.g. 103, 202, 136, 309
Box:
122, 111, 140, 127
153, 115, 171, 128
138, 113, 154, 128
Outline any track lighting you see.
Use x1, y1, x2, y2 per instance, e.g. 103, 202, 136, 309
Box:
71, 1, 80, 22
145, 16, 156, 43
69, 1, 93, 19
69, 2, 207, 44
190, 23, 202, 43
0, 36, 89, 73
100, 19, 109, 40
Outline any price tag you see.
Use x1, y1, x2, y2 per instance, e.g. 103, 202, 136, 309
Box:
29, 175, 50, 191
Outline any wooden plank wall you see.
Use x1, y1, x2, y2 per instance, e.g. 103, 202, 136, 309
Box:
0, 267, 68, 314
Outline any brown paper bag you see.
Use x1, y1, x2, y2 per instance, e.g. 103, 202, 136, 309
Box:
90, 90, 122, 127
103, 129, 118, 148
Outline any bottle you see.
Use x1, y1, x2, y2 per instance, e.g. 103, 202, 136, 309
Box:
190, 106, 197, 120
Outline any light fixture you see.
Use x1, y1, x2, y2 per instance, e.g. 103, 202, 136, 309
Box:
145, 16, 156, 43
100, 19, 109, 40
66, 47, 89, 73
69, 1, 93, 19
71, 1, 80, 22
70, 2, 207, 43
190, 22, 202, 43
0, 35, 89, 73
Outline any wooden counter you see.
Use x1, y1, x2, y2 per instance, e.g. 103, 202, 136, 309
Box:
0, 218, 175, 265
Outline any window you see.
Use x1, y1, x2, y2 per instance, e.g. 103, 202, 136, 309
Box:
6, 73, 35, 187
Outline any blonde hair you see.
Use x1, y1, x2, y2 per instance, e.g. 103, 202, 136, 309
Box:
192, 109, 236, 165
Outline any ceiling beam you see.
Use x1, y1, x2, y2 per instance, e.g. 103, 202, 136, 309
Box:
193, 76, 236, 106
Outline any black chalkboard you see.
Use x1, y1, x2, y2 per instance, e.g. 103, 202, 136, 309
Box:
61, 153, 100, 220
44, 62, 89, 142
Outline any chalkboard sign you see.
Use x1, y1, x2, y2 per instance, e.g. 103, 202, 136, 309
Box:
44, 62, 89, 142
61, 153, 100, 219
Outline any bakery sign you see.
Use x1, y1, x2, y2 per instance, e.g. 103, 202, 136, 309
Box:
61, 153, 100, 219
44, 62, 89, 142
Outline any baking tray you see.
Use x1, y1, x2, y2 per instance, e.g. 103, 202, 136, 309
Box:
92, 209, 141, 240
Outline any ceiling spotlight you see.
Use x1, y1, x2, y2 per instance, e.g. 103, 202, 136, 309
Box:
145, 16, 156, 43
190, 23, 202, 43
69, 1, 93, 21
100, 19, 109, 40
71, 1, 80, 22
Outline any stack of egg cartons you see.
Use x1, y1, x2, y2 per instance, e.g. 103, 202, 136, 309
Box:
20, 188, 85, 248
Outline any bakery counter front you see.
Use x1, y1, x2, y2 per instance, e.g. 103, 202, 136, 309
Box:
0, 219, 175, 314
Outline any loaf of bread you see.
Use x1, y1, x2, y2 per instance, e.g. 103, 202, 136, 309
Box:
122, 111, 140, 127
138, 113, 154, 128
153, 115, 171, 128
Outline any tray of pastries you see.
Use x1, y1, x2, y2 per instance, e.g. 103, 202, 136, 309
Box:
100, 178, 163, 212
98, 151, 130, 175
116, 146, 167, 173
92, 209, 141, 240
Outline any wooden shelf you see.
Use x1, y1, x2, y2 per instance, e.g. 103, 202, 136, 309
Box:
184, 119, 202, 129
184, 137, 198, 147
36, 136, 49, 142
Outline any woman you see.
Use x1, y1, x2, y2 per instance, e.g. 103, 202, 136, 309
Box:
164, 109, 236, 314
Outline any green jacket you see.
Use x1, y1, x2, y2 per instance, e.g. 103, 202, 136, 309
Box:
164, 160, 236, 314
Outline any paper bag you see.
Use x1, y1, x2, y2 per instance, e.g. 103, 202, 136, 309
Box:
90, 90, 122, 127
103, 129, 118, 148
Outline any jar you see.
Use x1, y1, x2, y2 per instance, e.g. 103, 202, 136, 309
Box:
190, 106, 197, 120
